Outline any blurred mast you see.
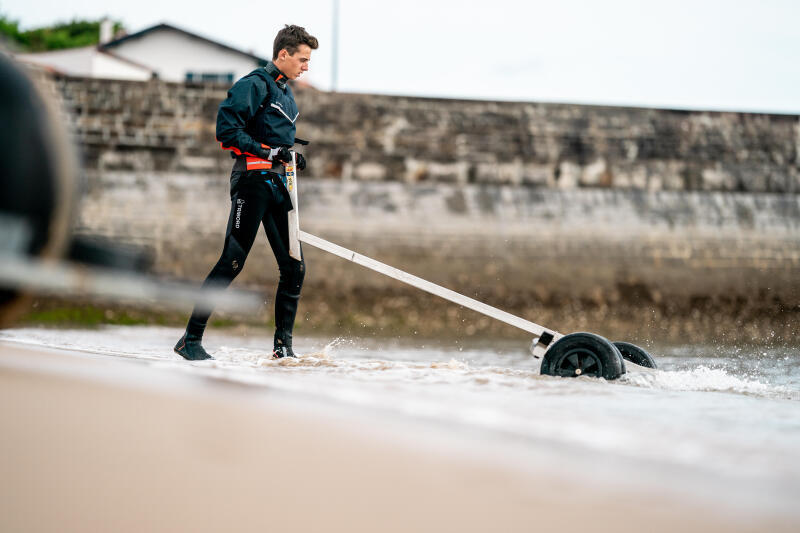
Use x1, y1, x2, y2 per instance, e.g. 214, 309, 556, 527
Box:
331, 0, 339, 91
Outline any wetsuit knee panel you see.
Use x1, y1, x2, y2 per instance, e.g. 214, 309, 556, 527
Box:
279, 259, 305, 286
221, 235, 248, 276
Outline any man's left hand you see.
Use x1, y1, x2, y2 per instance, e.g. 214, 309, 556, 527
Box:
294, 152, 306, 171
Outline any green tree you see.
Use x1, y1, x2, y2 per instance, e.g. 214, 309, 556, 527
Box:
0, 13, 22, 50
0, 14, 124, 52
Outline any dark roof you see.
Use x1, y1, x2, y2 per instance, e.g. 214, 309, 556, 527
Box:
101, 23, 268, 64
98, 48, 155, 74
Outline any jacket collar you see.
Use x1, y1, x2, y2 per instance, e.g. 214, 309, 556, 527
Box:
264, 61, 288, 89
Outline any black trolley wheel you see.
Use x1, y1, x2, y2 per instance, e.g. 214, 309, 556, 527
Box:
613, 341, 657, 369
540, 332, 625, 380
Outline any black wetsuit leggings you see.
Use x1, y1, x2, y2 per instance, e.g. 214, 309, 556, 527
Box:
186, 171, 305, 346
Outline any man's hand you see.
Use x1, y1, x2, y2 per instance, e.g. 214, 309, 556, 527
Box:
260, 146, 292, 164
294, 152, 306, 171
257, 146, 305, 170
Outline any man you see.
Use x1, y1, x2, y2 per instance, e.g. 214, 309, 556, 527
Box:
174, 25, 318, 361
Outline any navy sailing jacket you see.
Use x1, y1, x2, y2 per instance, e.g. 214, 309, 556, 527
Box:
216, 62, 299, 170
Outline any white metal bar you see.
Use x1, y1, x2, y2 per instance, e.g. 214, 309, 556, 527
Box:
299, 231, 558, 339
0, 253, 262, 313
286, 154, 302, 261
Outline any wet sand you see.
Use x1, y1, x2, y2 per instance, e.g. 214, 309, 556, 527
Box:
0, 341, 796, 533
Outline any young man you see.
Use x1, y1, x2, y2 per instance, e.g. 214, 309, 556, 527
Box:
174, 25, 318, 361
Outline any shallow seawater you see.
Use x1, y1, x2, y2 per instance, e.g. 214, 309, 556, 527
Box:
2, 326, 799, 517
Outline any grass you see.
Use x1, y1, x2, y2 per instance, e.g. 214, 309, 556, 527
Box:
10, 296, 799, 346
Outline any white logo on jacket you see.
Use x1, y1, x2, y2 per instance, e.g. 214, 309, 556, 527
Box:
270, 102, 299, 123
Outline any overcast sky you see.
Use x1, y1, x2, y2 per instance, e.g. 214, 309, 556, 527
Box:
3, 0, 799, 113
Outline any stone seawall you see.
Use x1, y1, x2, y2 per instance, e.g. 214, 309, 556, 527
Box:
75, 171, 800, 343
28, 72, 800, 342
52, 75, 800, 192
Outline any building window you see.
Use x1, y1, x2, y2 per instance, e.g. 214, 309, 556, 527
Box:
185, 72, 234, 84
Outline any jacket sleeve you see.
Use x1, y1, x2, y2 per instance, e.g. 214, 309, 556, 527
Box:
215, 76, 270, 157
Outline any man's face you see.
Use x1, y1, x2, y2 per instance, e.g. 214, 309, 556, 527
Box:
275, 44, 312, 80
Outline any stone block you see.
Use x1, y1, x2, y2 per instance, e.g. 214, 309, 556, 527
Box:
354, 162, 388, 181
556, 161, 581, 189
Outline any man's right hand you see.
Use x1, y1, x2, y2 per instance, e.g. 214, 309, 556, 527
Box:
259, 146, 293, 164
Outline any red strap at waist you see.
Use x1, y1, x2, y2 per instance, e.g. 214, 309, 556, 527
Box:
245, 157, 272, 170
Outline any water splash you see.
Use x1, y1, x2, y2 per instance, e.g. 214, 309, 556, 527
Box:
430, 358, 469, 370
621, 365, 794, 400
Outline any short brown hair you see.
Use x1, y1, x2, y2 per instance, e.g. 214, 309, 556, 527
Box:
273, 25, 319, 60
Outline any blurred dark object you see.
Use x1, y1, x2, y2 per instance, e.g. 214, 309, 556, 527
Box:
0, 53, 260, 326
0, 52, 79, 326
67, 235, 154, 272
0, 52, 154, 275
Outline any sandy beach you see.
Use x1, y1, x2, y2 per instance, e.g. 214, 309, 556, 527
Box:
2, 8, 798, 533
1, 335, 797, 533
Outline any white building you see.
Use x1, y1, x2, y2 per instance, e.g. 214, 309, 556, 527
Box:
101, 23, 268, 83
15, 45, 154, 81
15, 21, 268, 83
